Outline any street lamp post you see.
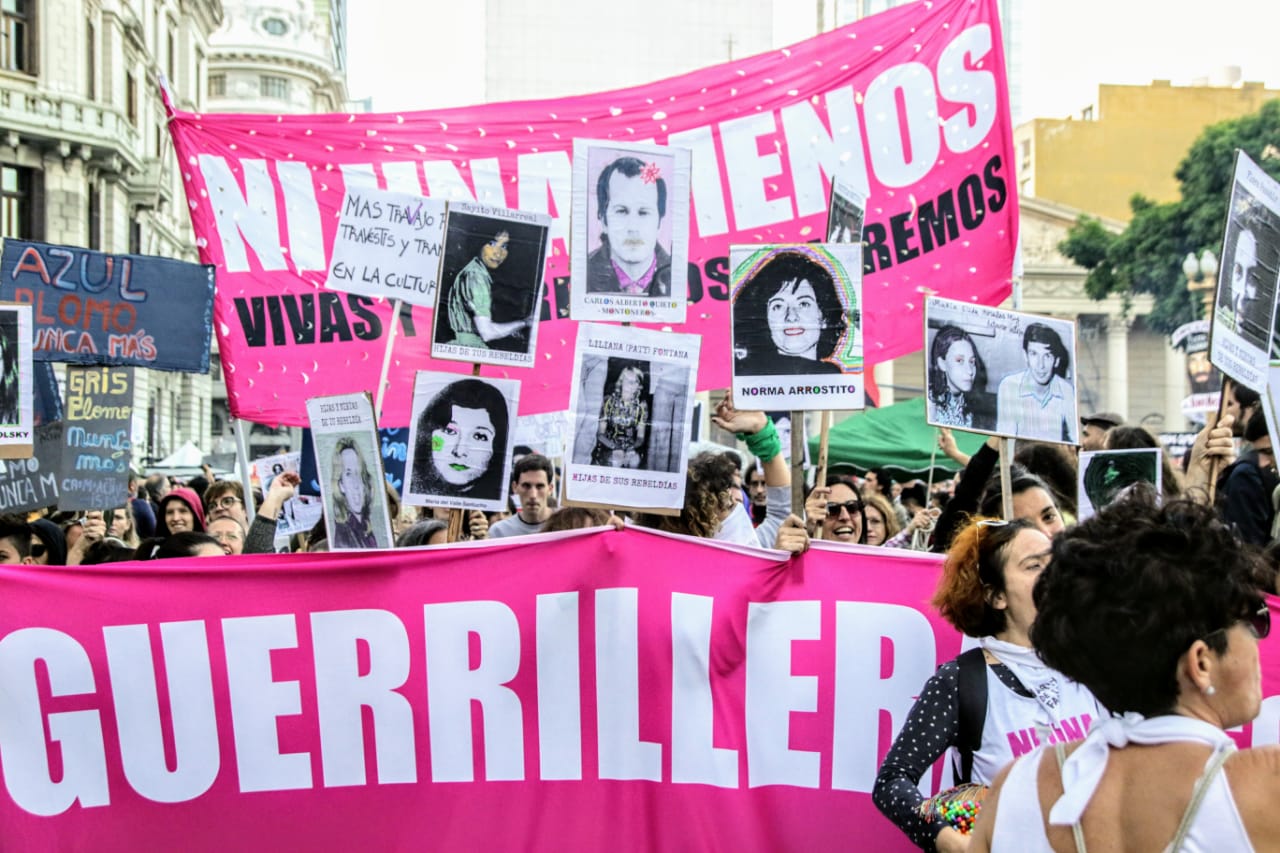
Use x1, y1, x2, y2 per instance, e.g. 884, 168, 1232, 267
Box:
1183, 249, 1219, 321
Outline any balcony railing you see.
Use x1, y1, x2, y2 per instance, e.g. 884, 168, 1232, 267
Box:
0, 75, 143, 173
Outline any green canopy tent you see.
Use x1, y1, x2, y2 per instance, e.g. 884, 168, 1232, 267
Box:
806, 397, 988, 482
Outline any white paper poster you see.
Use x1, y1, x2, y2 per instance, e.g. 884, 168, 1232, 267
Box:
729, 244, 864, 411
305, 392, 394, 550
401, 371, 520, 512
570, 139, 691, 324
565, 322, 700, 511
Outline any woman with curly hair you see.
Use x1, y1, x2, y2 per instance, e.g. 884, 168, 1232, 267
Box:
970, 493, 1276, 852
874, 517, 1102, 852
732, 248, 850, 376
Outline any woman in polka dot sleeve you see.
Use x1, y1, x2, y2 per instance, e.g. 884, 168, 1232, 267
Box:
871, 517, 1103, 852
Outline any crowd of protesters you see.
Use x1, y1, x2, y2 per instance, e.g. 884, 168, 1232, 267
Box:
4, 385, 1280, 849
0, 384, 1271, 577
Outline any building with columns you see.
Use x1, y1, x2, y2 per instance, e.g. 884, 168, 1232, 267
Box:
0, 0, 223, 465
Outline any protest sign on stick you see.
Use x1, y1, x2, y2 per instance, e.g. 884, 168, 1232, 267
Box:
0, 303, 34, 458
431, 202, 550, 369
925, 296, 1080, 445
570, 140, 691, 324
305, 392, 393, 550
58, 366, 133, 511
1208, 150, 1280, 392
1078, 448, 1162, 520
730, 244, 864, 412
0, 241, 214, 372
401, 370, 520, 512
826, 178, 867, 245
565, 322, 699, 512
0, 422, 59, 513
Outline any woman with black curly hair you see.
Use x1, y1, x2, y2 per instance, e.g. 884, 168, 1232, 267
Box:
970, 493, 1276, 852
732, 248, 850, 376
873, 517, 1102, 852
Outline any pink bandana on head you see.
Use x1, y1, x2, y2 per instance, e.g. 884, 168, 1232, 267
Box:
612, 256, 658, 295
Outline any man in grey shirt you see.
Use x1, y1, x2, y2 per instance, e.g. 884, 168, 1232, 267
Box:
489, 454, 554, 538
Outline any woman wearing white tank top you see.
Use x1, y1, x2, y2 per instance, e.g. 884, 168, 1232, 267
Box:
970, 492, 1276, 852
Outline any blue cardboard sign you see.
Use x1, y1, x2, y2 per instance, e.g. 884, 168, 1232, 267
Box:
0, 240, 215, 373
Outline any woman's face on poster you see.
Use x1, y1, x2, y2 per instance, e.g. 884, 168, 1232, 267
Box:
480, 232, 511, 270
619, 369, 642, 401
938, 337, 977, 394
431, 404, 496, 487
338, 447, 367, 515
766, 278, 823, 357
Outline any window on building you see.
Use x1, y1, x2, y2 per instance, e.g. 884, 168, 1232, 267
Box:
166, 26, 176, 83
261, 16, 288, 36
87, 181, 101, 250
208, 73, 225, 97
129, 220, 142, 255
260, 75, 289, 100
126, 71, 137, 124
0, 0, 33, 74
1, 164, 40, 240
86, 20, 96, 99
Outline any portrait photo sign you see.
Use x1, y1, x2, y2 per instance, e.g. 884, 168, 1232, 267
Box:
1078, 448, 1162, 521
252, 450, 300, 489
730, 244, 864, 411
430, 202, 551, 369
570, 140, 691, 324
305, 392, 393, 550
1209, 150, 1280, 391
565, 322, 700, 512
0, 240, 214, 372
59, 366, 133, 511
925, 297, 1079, 444
325, 188, 446, 306
402, 370, 520, 512
0, 303, 34, 458
826, 178, 867, 245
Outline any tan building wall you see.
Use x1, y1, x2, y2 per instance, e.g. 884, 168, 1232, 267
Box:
1015, 81, 1280, 223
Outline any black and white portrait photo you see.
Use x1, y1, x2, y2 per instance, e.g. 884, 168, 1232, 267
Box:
431, 202, 551, 369
566, 323, 700, 511
1210, 151, 1280, 392
926, 297, 1079, 445
305, 393, 394, 551
0, 303, 33, 453
402, 371, 519, 512
925, 323, 997, 432
730, 244, 864, 411
570, 140, 691, 324
826, 178, 866, 245
1216, 180, 1280, 351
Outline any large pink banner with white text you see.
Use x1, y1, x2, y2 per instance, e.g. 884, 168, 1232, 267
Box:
167, 0, 1017, 426
0, 530, 962, 851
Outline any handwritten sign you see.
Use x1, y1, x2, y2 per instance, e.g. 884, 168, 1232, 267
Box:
325, 189, 446, 307
0, 240, 214, 372
58, 366, 133, 511
0, 422, 60, 513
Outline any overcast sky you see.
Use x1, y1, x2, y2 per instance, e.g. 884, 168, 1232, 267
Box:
347, 1, 1280, 120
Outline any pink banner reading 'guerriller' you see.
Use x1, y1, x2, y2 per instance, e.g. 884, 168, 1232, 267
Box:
4, 530, 1280, 850
167, 0, 1017, 427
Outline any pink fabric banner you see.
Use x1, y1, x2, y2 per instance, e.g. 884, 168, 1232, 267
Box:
167, 0, 1017, 426
0, 531, 964, 851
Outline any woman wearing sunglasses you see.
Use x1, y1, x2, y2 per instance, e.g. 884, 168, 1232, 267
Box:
969, 494, 1276, 852
874, 516, 1103, 852
804, 475, 867, 543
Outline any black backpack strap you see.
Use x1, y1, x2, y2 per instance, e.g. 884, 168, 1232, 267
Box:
954, 646, 989, 785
